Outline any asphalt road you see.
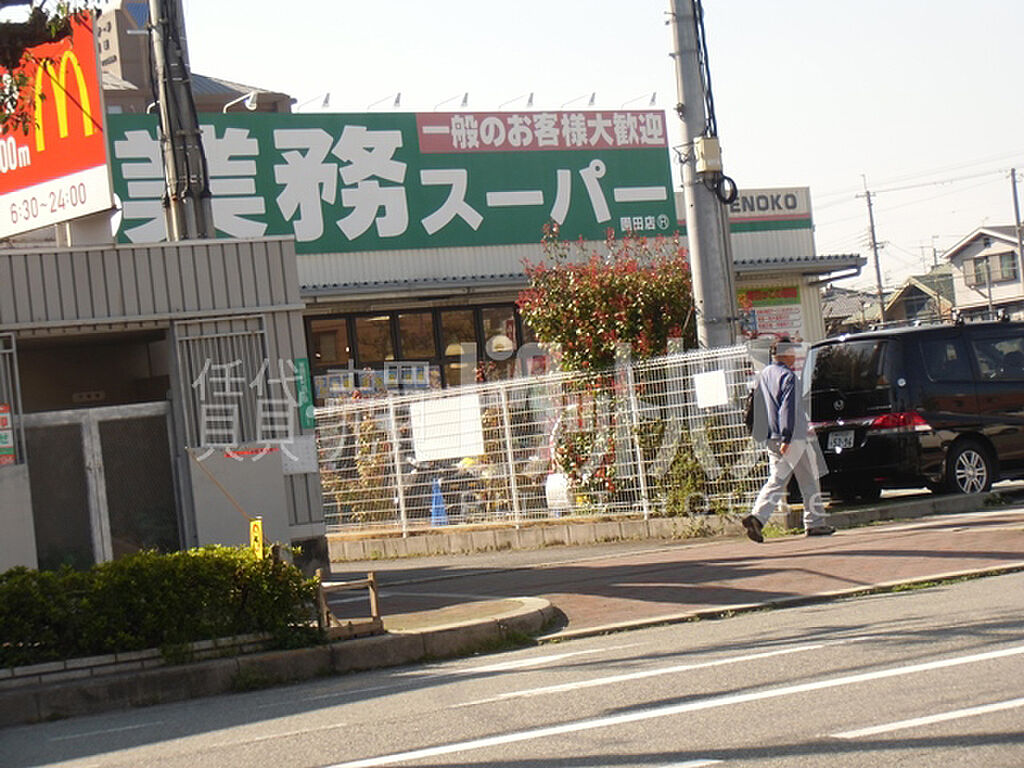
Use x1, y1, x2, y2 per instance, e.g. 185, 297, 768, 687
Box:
3, 571, 1022, 767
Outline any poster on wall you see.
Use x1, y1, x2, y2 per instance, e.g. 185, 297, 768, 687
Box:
737, 285, 804, 342
738, 285, 807, 368
0, 403, 15, 465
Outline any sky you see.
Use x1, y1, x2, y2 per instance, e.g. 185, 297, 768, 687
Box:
167, 1, 1023, 291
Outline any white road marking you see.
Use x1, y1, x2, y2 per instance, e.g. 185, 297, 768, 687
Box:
453, 643, 830, 706
832, 696, 1024, 739
658, 761, 722, 767
255, 645, 642, 710
48, 721, 164, 741
323, 643, 1024, 768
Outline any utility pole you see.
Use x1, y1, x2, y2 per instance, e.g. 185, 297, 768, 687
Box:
858, 177, 886, 325
669, 0, 737, 349
148, 0, 214, 241
1012, 168, 1024, 289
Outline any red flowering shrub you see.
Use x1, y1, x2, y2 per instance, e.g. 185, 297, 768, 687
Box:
518, 222, 697, 371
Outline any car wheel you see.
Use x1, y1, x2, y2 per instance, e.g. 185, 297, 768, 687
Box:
943, 440, 994, 494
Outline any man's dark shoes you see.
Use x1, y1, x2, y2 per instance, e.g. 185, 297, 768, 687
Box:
806, 524, 836, 537
741, 515, 764, 543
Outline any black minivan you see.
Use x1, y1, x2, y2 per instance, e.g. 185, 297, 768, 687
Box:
807, 321, 1024, 499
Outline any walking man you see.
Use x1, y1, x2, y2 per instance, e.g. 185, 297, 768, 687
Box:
742, 336, 834, 542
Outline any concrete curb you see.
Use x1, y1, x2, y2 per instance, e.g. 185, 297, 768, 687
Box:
538, 560, 1024, 643
0, 598, 558, 729
328, 486, 1013, 564
820, 489, 1004, 529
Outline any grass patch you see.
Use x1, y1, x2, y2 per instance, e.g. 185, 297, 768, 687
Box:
762, 522, 802, 539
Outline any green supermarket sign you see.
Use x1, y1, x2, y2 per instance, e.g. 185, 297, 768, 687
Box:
107, 110, 676, 253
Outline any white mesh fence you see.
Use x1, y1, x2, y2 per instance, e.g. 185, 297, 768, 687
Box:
315, 345, 769, 533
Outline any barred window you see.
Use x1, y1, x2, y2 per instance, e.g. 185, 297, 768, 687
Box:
174, 316, 270, 448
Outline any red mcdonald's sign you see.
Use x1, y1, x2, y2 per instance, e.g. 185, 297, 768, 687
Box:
0, 15, 114, 237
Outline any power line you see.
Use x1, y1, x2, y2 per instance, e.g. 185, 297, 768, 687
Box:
813, 167, 1008, 212
873, 168, 1004, 195
873, 178, 1000, 215
813, 148, 1024, 202
873, 148, 1024, 187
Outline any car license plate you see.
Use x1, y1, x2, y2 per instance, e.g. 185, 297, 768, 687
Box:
827, 430, 855, 451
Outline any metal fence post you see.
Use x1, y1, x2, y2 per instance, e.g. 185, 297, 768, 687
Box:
626, 362, 651, 520
498, 387, 522, 528
386, 398, 408, 537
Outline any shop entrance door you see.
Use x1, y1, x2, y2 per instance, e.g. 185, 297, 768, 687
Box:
24, 402, 179, 570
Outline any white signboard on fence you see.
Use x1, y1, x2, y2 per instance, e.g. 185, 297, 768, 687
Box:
694, 369, 730, 409
410, 393, 485, 461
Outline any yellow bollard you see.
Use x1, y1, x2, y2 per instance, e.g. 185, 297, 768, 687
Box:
249, 517, 264, 557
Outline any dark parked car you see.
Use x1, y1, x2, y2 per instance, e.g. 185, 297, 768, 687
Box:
807, 321, 1024, 500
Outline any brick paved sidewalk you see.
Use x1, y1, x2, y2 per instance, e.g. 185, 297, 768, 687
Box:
326, 508, 1024, 637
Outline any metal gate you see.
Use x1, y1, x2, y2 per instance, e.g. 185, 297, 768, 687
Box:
23, 402, 179, 570
0, 333, 25, 467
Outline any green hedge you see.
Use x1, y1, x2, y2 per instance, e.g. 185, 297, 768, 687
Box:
0, 547, 320, 668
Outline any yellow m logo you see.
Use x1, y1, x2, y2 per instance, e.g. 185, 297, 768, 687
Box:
33, 51, 95, 153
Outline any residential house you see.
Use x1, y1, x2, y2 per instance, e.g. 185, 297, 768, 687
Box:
882, 264, 955, 326
820, 285, 885, 335
945, 226, 1024, 320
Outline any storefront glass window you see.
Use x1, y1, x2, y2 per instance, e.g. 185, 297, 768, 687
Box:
355, 315, 394, 362
444, 360, 476, 388
480, 358, 516, 381
309, 317, 350, 365
398, 312, 437, 359
441, 310, 475, 357
482, 305, 517, 360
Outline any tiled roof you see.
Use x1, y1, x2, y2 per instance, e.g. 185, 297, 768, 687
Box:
189, 73, 260, 97
735, 252, 864, 272
823, 292, 871, 321
984, 225, 1018, 240
915, 268, 955, 302
101, 71, 141, 91
944, 225, 1020, 258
